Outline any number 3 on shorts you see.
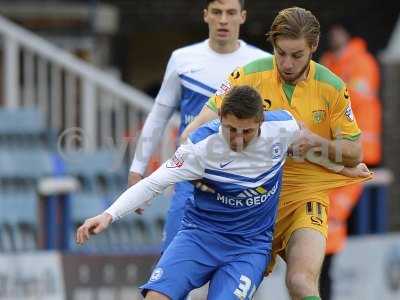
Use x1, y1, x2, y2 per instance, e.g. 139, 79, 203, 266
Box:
234, 275, 256, 299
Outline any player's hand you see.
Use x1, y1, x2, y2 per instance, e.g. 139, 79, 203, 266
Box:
291, 125, 319, 158
128, 172, 145, 215
76, 212, 113, 245
340, 163, 371, 178
192, 180, 215, 193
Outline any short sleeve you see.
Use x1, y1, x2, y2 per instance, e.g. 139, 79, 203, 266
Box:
330, 85, 362, 141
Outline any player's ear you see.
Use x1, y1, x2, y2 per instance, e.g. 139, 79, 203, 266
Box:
203, 9, 209, 24
240, 9, 247, 24
311, 36, 319, 53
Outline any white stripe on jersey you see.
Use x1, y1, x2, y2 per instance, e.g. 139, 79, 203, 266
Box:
202, 160, 285, 190
180, 80, 214, 98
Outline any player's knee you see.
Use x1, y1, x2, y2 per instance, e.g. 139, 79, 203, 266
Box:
286, 269, 317, 296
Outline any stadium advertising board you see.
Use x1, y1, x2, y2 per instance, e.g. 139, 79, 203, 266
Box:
0, 251, 64, 300
332, 233, 400, 300
62, 254, 157, 300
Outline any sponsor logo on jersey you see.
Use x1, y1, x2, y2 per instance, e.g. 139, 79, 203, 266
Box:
166, 149, 185, 168
220, 160, 234, 168
312, 110, 326, 124
216, 181, 279, 207
345, 105, 355, 122
310, 215, 323, 226
184, 114, 196, 126
149, 267, 164, 282
230, 68, 241, 80
344, 88, 350, 99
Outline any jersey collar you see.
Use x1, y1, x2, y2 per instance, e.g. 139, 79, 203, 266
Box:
205, 39, 246, 57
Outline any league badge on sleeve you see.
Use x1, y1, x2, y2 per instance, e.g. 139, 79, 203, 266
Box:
149, 267, 164, 282
344, 105, 355, 122
166, 149, 185, 168
216, 80, 232, 96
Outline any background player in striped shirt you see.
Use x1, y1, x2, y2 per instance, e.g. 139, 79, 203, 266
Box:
128, 0, 270, 252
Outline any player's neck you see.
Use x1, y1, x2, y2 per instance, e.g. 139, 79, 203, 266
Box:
208, 39, 240, 54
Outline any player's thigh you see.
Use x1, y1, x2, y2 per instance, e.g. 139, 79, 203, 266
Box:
142, 230, 215, 300
278, 200, 328, 260
268, 200, 327, 279
208, 253, 269, 300
285, 227, 326, 278
267, 200, 326, 274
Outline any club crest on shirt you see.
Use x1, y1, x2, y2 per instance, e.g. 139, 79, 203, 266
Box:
216, 80, 232, 96
312, 110, 326, 124
166, 149, 185, 168
344, 105, 355, 122
271, 142, 283, 159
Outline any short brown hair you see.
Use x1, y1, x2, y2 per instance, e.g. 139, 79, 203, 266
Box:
221, 85, 263, 122
266, 7, 320, 48
205, 0, 245, 9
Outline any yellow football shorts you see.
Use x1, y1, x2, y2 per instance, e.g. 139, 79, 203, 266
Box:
266, 198, 328, 275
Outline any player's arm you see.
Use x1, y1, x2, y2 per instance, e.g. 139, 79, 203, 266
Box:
180, 67, 244, 143
77, 142, 203, 245
288, 118, 368, 177
293, 126, 362, 167
305, 147, 370, 177
291, 87, 362, 167
129, 53, 181, 186
328, 86, 363, 167
180, 105, 217, 143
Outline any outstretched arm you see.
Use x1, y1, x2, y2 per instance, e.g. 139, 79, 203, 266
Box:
76, 142, 203, 245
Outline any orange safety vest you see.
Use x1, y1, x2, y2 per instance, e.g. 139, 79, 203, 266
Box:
321, 37, 382, 166
322, 38, 381, 254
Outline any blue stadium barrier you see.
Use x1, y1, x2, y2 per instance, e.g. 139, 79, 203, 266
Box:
0, 108, 45, 135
